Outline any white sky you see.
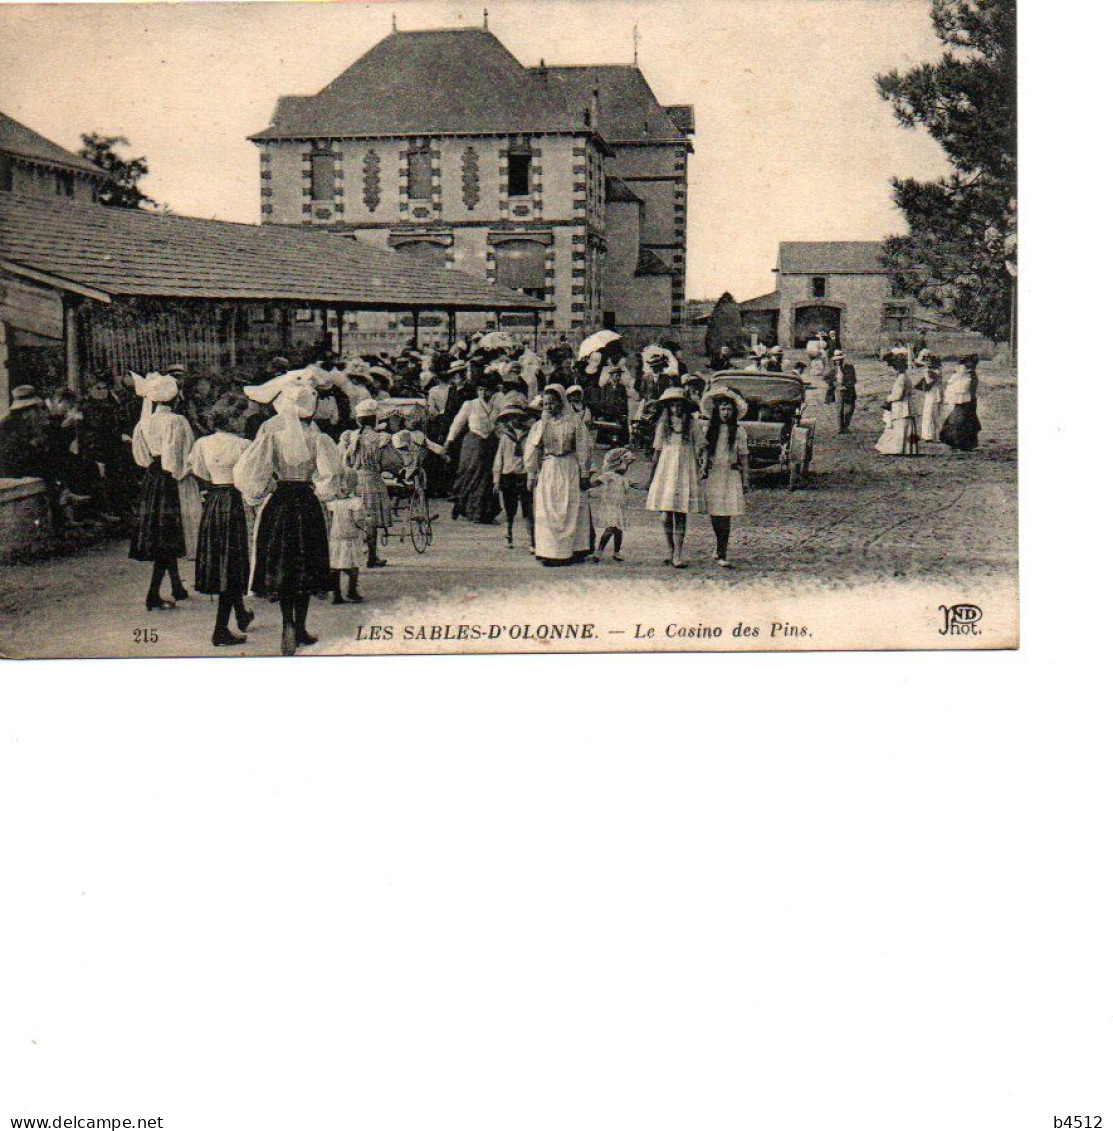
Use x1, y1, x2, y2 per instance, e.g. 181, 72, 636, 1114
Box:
0, 0, 951, 300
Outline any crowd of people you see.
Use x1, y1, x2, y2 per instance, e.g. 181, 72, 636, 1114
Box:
0, 325, 990, 654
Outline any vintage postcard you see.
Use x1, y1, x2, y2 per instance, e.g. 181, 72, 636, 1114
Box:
0, 0, 1017, 658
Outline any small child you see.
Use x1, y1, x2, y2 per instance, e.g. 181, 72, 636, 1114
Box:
492, 403, 535, 549
326, 468, 367, 604
590, 447, 635, 562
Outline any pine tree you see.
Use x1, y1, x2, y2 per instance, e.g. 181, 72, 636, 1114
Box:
79, 133, 155, 209
876, 0, 1016, 341
704, 293, 743, 360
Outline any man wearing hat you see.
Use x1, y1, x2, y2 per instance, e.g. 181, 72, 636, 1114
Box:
831, 350, 857, 433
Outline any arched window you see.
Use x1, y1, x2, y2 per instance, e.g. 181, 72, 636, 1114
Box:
392, 239, 445, 269
492, 240, 545, 299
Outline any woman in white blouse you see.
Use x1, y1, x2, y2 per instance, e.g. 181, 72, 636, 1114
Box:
234, 370, 340, 656
446, 375, 501, 523
187, 393, 254, 648
524, 384, 591, 566
128, 372, 195, 610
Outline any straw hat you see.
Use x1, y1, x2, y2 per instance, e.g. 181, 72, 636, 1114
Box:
7, 385, 43, 412
353, 399, 379, 421
701, 386, 748, 417
656, 386, 698, 411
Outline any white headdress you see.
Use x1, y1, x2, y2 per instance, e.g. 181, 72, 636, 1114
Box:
130, 371, 179, 433
243, 369, 319, 461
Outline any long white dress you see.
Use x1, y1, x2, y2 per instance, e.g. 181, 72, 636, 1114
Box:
646, 417, 704, 513
704, 426, 749, 517
524, 412, 589, 561
875, 372, 915, 455
919, 374, 944, 443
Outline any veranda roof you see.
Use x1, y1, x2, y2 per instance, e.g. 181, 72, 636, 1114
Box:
0, 192, 548, 312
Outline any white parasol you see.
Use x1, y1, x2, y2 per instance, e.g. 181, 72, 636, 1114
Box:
577, 329, 622, 360
477, 331, 517, 351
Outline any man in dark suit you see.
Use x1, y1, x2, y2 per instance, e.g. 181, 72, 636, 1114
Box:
831, 350, 857, 433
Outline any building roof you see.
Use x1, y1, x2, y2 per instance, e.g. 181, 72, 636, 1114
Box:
252, 29, 589, 140
605, 176, 643, 204
0, 192, 547, 311
537, 65, 689, 144
737, 290, 781, 311
777, 241, 886, 275
634, 247, 674, 276
0, 111, 109, 180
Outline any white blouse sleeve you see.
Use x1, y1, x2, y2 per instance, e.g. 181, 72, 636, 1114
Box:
313, 430, 342, 502
523, 419, 544, 477
446, 401, 471, 445
131, 422, 153, 469
573, 417, 591, 476
233, 431, 278, 506
162, 415, 195, 480
187, 438, 211, 483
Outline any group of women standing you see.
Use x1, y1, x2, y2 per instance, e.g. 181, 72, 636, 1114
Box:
876, 350, 983, 456
128, 366, 341, 656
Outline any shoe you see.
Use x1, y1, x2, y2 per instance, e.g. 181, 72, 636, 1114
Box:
281, 623, 297, 656
146, 596, 176, 611
171, 587, 189, 601
716, 559, 734, 569
346, 591, 364, 604
592, 554, 601, 562
294, 628, 318, 647
672, 560, 688, 569
235, 609, 255, 633
212, 628, 246, 647
331, 592, 346, 604
612, 554, 624, 562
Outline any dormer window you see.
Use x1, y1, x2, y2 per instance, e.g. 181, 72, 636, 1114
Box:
56, 170, 74, 198
811, 276, 827, 299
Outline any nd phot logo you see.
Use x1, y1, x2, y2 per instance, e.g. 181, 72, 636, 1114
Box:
939, 603, 983, 636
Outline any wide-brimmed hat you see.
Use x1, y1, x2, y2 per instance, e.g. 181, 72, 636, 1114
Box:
656, 386, 698, 411
602, 446, 635, 472
681, 372, 705, 387
446, 359, 468, 375
8, 385, 43, 412
565, 384, 584, 399
702, 386, 748, 417
496, 404, 529, 422
832, 349, 846, 361
354, 399, 379, 421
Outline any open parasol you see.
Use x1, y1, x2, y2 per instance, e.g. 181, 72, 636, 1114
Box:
577, 329, 622, 360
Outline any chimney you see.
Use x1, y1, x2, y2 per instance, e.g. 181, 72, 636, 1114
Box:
538, 58, 547, 81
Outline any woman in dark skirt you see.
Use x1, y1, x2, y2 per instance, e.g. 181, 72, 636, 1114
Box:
940, 355, 982, 452
445, 375, 500, 523
128, 372, 195, 610
187, 394, 254, 647
234, 370, 340, 656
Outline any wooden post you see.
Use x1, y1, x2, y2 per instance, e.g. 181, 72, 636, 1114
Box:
335, 307, 345, 356
448, 309, 457, 345
533, 309, 540, 352
411, 308, 421, 349
63, 298, 81, 393
0, 321, 9, 416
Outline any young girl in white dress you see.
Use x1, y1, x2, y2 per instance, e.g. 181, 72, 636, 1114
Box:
589, 447, 635, 562
326, 467, 367, 604
645, 387, 704, 569
700, 388, 750, 568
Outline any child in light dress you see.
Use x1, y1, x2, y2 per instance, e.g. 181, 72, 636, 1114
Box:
645, 388, 704, 569
590, 447, 635, 562
326, 467, 368, 604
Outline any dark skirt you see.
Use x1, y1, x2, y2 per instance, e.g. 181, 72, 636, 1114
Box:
940, 402, 981, 451
129, 457, 185, 562
195, 484, 250, 595
250, 480, 331, 599
453, 432, 500, 522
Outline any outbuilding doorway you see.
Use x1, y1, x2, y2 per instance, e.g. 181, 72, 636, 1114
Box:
793, 305, 841, 348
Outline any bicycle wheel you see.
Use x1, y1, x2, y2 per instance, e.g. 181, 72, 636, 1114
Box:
409, 485, 431, 553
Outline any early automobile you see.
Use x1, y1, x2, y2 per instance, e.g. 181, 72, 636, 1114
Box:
704, 369, 815, 488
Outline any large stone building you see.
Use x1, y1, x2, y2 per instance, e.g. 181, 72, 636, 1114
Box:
251, 26, 693, 343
